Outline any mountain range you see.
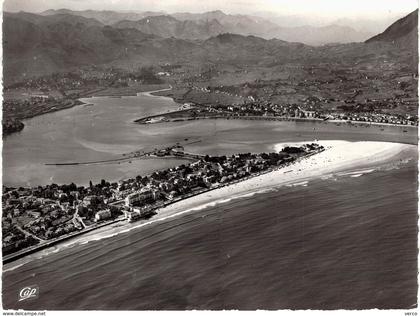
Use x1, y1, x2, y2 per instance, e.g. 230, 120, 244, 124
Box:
3, 9, 418, 83
365, 9, 418, 48
40, 9, 165, 25
40, 9, 373, 45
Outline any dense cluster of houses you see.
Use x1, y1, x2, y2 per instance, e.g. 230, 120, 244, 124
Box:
2, 143, 324, 255
6, 67, 164, 94
2, 181, 119, 254
181, 80, 418, 126
322, 112, 418, 126
187, 101, 418, 126
106, 144, 323, 223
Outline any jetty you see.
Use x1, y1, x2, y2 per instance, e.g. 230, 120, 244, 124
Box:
45, 140, 204, 166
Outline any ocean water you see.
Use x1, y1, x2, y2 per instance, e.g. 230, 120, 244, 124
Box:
3, 160, 417, 310
3, 93, 418, 309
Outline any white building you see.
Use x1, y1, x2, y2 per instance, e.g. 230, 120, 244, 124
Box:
125, 189, 156, 207
94, 209, 112, 222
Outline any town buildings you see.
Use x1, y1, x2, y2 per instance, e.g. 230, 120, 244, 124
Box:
3, 143, 324, 255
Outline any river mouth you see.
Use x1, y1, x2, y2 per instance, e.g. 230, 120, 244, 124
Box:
3, 92, 418, 187
2, 91, 418, 310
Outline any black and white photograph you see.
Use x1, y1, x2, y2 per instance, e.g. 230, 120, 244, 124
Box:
1, 0, 418, 311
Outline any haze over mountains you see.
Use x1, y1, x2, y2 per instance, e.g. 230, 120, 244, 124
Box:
40, 8, 374, 44
3, 9, 418, 83
41, 9, 165, 25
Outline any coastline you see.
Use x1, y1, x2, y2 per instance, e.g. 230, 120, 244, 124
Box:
2, 217, 126, 264
4, 84, 173, 137
3, 140, 416, 272
142, 140, 415, 225
136, 85, 173, 98
3, 99, 84, 137
135, 111, 419, 129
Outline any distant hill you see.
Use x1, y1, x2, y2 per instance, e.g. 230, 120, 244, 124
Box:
40, 8, 370, 45
171, 10, 279, 37
171, 10, 228, 21
3, 11, 314, 81
113, 15, 225, 40
3, 12, 201, 82
44, 9, 280, 41
268, 24, 372, 45
172, 10, 371, 45
366, 9, 418, 46
41, 9, 164, 25
3, 10, 417, 82
6, 11, 103, 27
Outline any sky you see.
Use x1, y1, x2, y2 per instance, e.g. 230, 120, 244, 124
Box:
2, 0, 418, 19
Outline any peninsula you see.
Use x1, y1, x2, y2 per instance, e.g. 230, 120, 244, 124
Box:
2, 143, 324, 261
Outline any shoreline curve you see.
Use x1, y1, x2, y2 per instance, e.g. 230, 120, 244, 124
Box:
3, 140, 417, 272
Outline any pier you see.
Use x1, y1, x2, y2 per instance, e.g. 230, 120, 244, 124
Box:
44, 140, 204, 166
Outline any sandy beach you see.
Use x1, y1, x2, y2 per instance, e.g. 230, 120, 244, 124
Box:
3, 140, 416, 272
145, 140, 415, 222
